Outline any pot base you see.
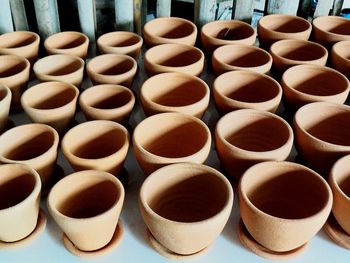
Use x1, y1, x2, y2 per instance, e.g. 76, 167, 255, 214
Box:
0, 209, 46, 249
63, 220, 124, 258
42, 164, 65, 197
237, 219, 308, 260
146, 230, 210, 259
324, 214, 350, 250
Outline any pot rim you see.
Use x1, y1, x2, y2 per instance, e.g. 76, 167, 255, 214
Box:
0, 84, 12, 104
0, 55, 30, 80
312, 15, 350, 38
332, 40, 350, 61
44, 31, 89, 52
97, 31, 143, 50
258, 14, 311, 34
0, 31, 40, 50
329, 154, 350, 202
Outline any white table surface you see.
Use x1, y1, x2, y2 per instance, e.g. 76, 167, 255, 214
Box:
1, 48, 349, 263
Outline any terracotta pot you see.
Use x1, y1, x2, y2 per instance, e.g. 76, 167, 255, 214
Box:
143, 17, 197, 47
47, 170, 124, 251
62, 120, 129, 176
329, 154, 350, 235
133, 112, 211, 175
97, 31, 143, 59
144, 43, 204, 76
238, 161, 332, 252
0, 31, 40, 65
215, 109, 293, 180
201, 20, 256, 54
21, 81, 79, 133
331, 40, 350, 78
212, 44, 272, 76
270, 39, 328, 73
0, 123, 59, 188
0, 163, 41, 242
87, 54, 137, 88
79, 84, 135, 124
281, 65, 349, 111
213, 70, 282, 115
0, 85, 11, 133
0, 55, 30, 109
258, 14, 312, 48
312, 16, 350, 49
44, 31, 89, 59
139, 162, 233, 255
294, 102, 350, 176
33, 54, 85, 87
140, 72, 210, 118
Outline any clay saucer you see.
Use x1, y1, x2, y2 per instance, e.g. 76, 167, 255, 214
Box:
324, 214, 350, 250
0, 209, 46, 249
237, 220, 308, 260
146, 230, 211, 260
63, 221, 124, 258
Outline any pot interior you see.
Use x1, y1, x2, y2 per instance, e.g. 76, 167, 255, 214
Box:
103, 34, 140, 47
155, 49, 201, 67
91, 57, 134, 75
49, 34, 86, 49
262, 16, 309, 33
0, 58, 27, 78
273, 42, 325, 61
0, 33, 36, 48
148, 19, 194, 39
88, 89, 132, 109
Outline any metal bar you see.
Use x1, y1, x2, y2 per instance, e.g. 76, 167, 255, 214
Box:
9, 0, 28, 31
266, 0, 300, 15
232, 0, 254, 23
194, 0, 217, 28
0, 0, 14, 33
77, 0, 96, 42
331, 0, 344, 15
133, 0, 147, 35
33, 0, 60, 39
314, 0, 334, 17
156, 0, 171, 17
115, 0, 134, 31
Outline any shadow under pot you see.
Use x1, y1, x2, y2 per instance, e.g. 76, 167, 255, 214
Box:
87, 54, 137, 88
331, 40, 350, 78
293, 102, 350, 176
0, 85, 12, 133
144, 43, 204, 77
140, 72, 210, 118
139, 162, 234, 255
33, 54, 85, 87
133, 112, 211, 176
79, 84, 135, 124
258, 14, 311, 49
143, 17, 197, 47
21, 81, 79, 134
47, 170, 124, 254
238, 161, 332, 256
281, 64, 349, 111
0, 55, 30, 110
62, 120, 129, 176
0, 123, 59, 189
213, 70, 282, 115
215, 109, 293, 180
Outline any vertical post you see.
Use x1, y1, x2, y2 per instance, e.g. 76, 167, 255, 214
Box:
266, 0, 300, 15
232, 0, 254, 24
115, 0, 134, 31
194, 0, 217, 28
77, 0, 96, 42
331, 0, 344, 15
156, 0, 171, 17
33, 0, 60, 39
133, 0, 147, 35
9, 0, 28, 31
314, 0, 334, 17
0, 0, 14, 33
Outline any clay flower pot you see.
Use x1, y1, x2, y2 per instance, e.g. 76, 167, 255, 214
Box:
79, 84, 135, 124
329, 154, 350, 235
140, 72, 210, 118
0, 163, 41, 242
294, 102, 350, 176
44, 31, 89, 59
139, 162, 233, 255
133, 112, 211, 175
212, 44, 272, 76
144, 17, 197, 47
213, 70, 282, 115
62, 120, 129, 176
33, 54, 85, 87
0, 31, 40, 65
312, 16, 350, 49
0, 85, 11, 133
238, 161, 332, 252
47, 170, 124, 251
201, 20, 256, 54
21, 81, 79, 133
270, 39, 328, 73
144, 43, 204, 76
0, 55, 30, 109
331, 40, 350, 78
0, 123, 59, 188
281, 65, 349, 110
258, 14, 312, 48
215, 109, 293, 180
87, 54, 137, 88
97, 31, 143, 59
